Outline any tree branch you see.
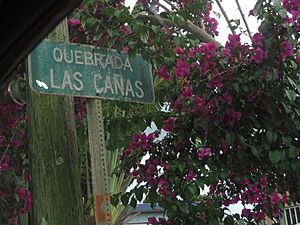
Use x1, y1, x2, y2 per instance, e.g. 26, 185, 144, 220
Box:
214, 0, 236, 34
136, 13, 222, 47
235, 0, 252, 41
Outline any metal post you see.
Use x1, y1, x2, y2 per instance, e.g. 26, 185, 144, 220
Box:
86, 99, 112, 225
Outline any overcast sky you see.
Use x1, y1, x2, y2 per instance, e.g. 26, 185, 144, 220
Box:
125, 0, 260, 45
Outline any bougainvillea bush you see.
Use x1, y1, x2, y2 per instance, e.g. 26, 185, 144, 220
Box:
0, 68, 30, 225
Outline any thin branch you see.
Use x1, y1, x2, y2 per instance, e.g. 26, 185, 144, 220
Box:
136, 13, 222, 47
0, 130, 17, 165
235, 0, 252, 41
146, 6, 167, 27
155, 2, 172, 13
162, 0, 180, 12
214, 0, 236, 34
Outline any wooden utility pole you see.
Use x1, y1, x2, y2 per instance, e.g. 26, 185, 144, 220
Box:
27, 19, 84, 225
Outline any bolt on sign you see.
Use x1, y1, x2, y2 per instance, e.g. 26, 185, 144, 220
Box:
28, 40, 154, 103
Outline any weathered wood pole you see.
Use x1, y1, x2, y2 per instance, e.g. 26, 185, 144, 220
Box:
27, 19, 84, 225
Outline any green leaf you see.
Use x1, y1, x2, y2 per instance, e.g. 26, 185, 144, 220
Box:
251, 147, 260, 158
266, 130, 278, 144
110, 193, 120, 207
253, 0, 264, 16
285, 89, 297, 101
140, 29, 149, 44
107, 28, 114, 38
121, 193, 130, 206
130, 196, 137, 208
224, 216, 235, 225
269, 150, 285, 164
135, 186, 144, 201
287, 77, 300, 93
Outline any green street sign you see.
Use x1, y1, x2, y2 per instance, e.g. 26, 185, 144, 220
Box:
28, 40, 154, 103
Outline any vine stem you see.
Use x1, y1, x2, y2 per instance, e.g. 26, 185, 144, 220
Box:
0, 129, 18, 165
235, 0, 253, 42
214, 0, 236, 34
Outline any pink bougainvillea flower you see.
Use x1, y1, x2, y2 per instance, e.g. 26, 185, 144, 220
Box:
163, 117, 176, 132
157, 65, 170, 81
252, 33, 264, 47
122, 25, 131, 35
260, 176, 267, 188
242, 208, 251, 217
148, 217, 158, 225
123, 46, 129, 52
251, 48, 265, 64
197, 148, 212, 160
182, 86, 193, 98
68, 19, 81, 26
252, 211, 265, 221
186, 170, 197, 181
174, 46, 185, 55
280, 40, 294, 61
269, 192, 280, 205
174, 58, 190, 78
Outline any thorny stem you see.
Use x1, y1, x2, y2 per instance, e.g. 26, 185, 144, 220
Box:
235, 0, 253, 42
214, 0, 236, 34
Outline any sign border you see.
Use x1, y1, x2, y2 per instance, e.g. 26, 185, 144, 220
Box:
28, 40, 155, 104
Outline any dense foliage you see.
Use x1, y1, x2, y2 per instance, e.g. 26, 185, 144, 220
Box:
0, 67, 29, 225
70, 0, 300, 224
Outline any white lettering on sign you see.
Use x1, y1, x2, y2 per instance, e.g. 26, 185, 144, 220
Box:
49, 69, 84, 91
93, 73, 144, 99
53, 48, 63, 63
51, 47, 133, 71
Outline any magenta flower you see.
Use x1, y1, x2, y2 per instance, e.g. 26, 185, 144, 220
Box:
272, 207, 280, 218
242, 208, 251, 217
123, 46, 129, 52
163, 117, 176, 132
209, 74, 223, 88
280, 40, 294, 61
157, 65, 170, 81
174, 58, 190, 78
68, 19, 81, 26
219, 90, 232, 105
197, 148, 212, 160
148, 217, 158, 225
269, 192, 280, 205
186, 170, 197, 181
225, 109, 241, 127
248, 10, 254, 16
174, 46, 185, 55
146, 164, 156, 175
252, 211, 265, 221
241, 178, 250, 185
252, 33, 264, 47
122, 25, 131, 36
226, 34, 242, 50
251, 48, 265, 64
182, 86, 193, 98
260, 176, 267, 188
